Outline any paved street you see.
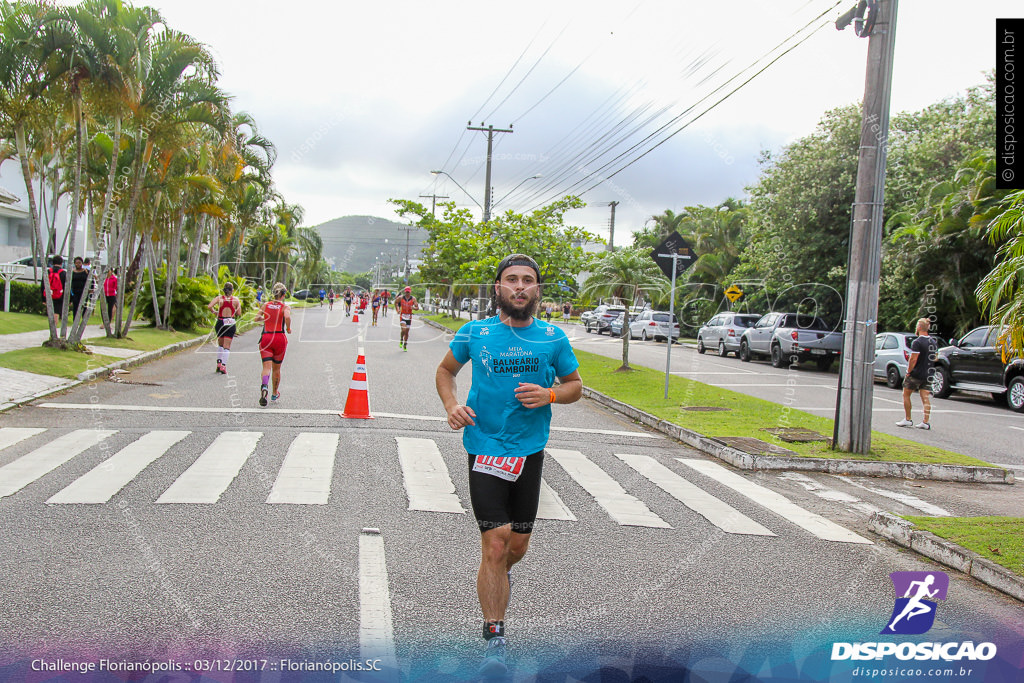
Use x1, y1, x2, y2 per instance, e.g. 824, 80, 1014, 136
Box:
0, 307, 1022, 679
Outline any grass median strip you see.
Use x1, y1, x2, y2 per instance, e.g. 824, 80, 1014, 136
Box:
426, 314, 993, 468
84, 325, 210, 352
0, 347, 121, 379
904, 516, 1024, 576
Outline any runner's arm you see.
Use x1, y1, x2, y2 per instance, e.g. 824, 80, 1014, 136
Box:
207, 296, 220, 313
436, 350, 476, 429
514, 370, 582, 408
284, 305, 292, 334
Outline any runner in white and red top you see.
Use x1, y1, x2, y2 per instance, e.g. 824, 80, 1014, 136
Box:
207, 282, 241, 374
395, 286, 419, 350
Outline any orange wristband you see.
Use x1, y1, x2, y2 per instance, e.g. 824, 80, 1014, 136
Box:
549, 389, 556, 405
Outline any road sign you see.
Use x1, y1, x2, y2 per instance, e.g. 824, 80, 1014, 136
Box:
725, 285, 744, 303
650, 232, 696, 279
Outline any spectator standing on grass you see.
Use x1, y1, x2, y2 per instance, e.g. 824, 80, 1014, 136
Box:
103, 268, 118, 321
42, 255, 67, 323
896, 317, 939, 430
69, 257, 89, 321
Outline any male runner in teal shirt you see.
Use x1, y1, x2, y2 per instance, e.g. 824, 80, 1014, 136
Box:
436, 254, 582, 676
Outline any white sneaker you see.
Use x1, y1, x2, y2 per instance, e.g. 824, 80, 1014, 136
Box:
895, 419, 914, 427
479, 637, 507, 677
914, 422, 931, 430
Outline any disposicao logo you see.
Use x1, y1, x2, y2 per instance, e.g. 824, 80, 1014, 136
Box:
881, 571, 948, 635
831, 570, 998, 662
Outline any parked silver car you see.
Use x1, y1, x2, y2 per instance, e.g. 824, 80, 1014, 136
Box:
629, 310, 679, 342
697, 312, 761, 356
873, 332, 949, 389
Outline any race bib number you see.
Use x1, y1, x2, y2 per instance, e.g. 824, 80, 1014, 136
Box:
401, 314, 412, 323
220, 317, 236, 326
472, 455, 526, 482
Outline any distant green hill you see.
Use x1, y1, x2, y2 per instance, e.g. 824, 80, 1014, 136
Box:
311, 215, 426, 273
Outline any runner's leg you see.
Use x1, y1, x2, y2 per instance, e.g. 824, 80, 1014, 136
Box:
479, 526, 514, 622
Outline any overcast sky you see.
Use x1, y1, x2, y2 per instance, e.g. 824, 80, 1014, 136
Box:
5, 1, 1016, 247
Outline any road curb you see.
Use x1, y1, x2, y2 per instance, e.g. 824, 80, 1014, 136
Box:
581, 386, 1015, 484
869, 512, 1024, 603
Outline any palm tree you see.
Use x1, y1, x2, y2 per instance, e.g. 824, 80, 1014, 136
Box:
582, 248, 667, 371
977, 189, 1024, 356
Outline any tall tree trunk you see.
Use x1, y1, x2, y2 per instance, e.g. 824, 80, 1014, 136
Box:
61, 100, 86, 340
15, 123, 58, 341
619, 325, 630, 371
98, 115, 122, 237
163, 206, 186, 326
144, 232, 162, 329
186, 215, 203, 277
121, 238, 145, 338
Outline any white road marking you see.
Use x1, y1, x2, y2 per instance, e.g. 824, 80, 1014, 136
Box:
537, 478, 576, 521
267, 433, 339, 505
990, 462, 1024, 471
833, 476, 951, 517
617, 453, 774, 536
156, 431, 261, 504
713, 383, 837, 389
678, 459, 871, 544
0, 427, 47, 453
1010, 426, 1024, 432
39, 403, 658, 438
777, 472, 882, 516
0, 430, 117, 500
547, 448, 671, 528
47, 431, 189, 504
670, 371, 759, 376
359, 529, 396, 668
395, 437, 465, 514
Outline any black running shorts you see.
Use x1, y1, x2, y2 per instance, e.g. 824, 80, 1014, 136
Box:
467, 450, 545, 534
214, 319, 237, 339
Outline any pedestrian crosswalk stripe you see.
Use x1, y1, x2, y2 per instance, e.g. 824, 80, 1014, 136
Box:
677, 459, 871, 544
616, 453, 774, 536
548, 449, 671, 528
359, 529, 396, 668
267, 433, 339, 504
47, 431, 190, 504
0, 427, 46, 453
0, 430, 117, 501
155, 431, 262, 504
537, 478, 577, 521
395, 437, 466, 514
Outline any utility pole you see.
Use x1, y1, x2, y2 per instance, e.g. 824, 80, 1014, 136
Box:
606, 201, 619, 251
419, 193, 449, 217
467, 122, 513, 318
834, 0, 899, 453
467, 123, 513, 222
399, 225, 416, 285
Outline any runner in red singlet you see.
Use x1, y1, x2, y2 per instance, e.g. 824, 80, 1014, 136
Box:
208, 282, 241, 374
395, 286, 419, 351
257, 282, 292, 406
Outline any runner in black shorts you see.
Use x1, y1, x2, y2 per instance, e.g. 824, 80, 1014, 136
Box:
435, 254, 582, 676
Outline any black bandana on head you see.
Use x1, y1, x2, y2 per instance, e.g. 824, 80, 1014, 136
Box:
495, 254, 541, 283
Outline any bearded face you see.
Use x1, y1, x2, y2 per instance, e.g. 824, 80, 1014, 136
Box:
494, 266, 541, 321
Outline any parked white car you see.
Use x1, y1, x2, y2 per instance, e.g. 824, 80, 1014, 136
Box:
629, 310, 679, 342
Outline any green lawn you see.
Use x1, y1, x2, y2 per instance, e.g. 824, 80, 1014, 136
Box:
905, 516, 1024, 576
84, 325, 210, 352
0, 311, 50, 334
574, 351, 993, 467
425, 313, 470, 332
0, 347, 121, 379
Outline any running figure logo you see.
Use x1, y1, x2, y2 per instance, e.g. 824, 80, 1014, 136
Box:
881, 571, 949, 635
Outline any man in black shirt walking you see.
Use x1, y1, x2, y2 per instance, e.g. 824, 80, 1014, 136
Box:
896, 318, 938, 430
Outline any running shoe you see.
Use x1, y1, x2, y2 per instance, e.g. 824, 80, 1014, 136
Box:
216, 360, 223, 374
914, 422, 931, 430
895, 419, 914, 427
271, 391, 281, 402
259, 385, 268, 407
478, 637, 507, 677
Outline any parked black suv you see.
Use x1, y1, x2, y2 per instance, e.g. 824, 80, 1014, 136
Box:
931, 326, 1024, 412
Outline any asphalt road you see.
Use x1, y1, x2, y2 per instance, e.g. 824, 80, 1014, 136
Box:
0, 306, 1021, 680
566, 324, 1024, 473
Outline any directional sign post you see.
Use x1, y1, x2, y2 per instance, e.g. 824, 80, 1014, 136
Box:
650, 233, 696, 399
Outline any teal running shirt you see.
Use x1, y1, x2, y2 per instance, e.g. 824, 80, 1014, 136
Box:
450, 316, 579, 458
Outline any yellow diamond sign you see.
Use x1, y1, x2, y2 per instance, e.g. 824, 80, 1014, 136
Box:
725, 285, 744, 303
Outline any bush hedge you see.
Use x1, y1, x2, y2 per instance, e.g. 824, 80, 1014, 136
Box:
6, 280, 47, 315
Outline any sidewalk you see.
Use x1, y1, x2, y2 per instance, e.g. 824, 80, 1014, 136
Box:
0, 324, 143, 406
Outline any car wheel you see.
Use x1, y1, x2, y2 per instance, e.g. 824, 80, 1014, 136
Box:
770, 344, 786, 368
931, 366, 953, 398
816, 357, 833, 372
585, 322, 592, 333
697, 337, 706, 353
739, 340, 751, 362
1007, 376, 1024, 413
718, 340, 728, 357
641, 330, 649, 341
886, 365, 902, 389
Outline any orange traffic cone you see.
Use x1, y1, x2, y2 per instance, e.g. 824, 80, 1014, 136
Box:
341, 350, 373, 419
352, 309, 360, 322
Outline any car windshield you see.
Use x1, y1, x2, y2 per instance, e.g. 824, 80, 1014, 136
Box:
733, 316, 758, 328
789, 315, 829, 331
652, 313, 675, 323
